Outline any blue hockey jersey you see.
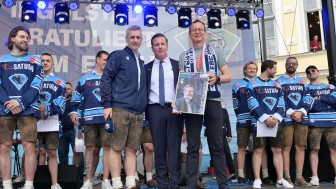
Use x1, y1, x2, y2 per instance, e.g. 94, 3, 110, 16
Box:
275, 75, 310, 126
35, 73, 66, 118
306, 83, 336, 127
71, 70, 105, 125
232, 78, 252, 128
0, 53, 43, 115
247, 77, 285, 128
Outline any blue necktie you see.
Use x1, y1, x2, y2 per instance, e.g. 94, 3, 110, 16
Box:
159, 61, 165, 106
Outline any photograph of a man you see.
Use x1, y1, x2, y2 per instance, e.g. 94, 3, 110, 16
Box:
175, 84, 200, 113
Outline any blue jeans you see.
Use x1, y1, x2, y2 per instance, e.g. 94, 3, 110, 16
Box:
58, 129, 84, 174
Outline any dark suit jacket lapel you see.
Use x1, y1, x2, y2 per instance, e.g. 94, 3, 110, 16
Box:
170, 58, 179, 88
145, 61, 154, 97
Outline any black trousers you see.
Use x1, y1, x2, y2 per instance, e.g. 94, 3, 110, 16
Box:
148, 104, 184, 189
184, 101, 228, 189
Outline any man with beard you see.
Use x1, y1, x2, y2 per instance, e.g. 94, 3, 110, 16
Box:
247, 60, 293, 188
275, 57, 311, 186
0, 26, 44, 189
175, 84, 200, 113
232, 61, 274, 184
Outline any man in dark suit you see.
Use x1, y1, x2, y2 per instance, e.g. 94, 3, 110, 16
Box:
145, 33, 184, 189
175, 84, 200, 113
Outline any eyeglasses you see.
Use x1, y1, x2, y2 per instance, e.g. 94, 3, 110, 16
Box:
190, 28, 205, 33
286, 62, 298, 66
306, 69, 317, 75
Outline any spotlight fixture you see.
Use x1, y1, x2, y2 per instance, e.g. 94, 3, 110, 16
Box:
3, 0, 15, 7
68, 0, 79, 11
226, 7, 236, 16
178, 7, 192, 28
207, 9, 222, 29
133, 0, 143, 14
255, 8, 264, 18
195, 4, 206, 16
236, 9, 250, 30
114, 4, 129, 26
36, 0, 47, 9
166, 4, 176, 14
144, 5, 158, 27
102, 0, 113, 13
54, 2, 69, 24
21, 0, 37, 23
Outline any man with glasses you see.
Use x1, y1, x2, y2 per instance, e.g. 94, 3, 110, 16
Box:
275, 57, 311, 186
305, 65, 336, 186
178, 20, 232, 189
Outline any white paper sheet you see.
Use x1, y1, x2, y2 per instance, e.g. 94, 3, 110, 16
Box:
256, 121, 278, 137
37, 115, 59, 132
75, 137, 85, 152
181, 141, 188, 153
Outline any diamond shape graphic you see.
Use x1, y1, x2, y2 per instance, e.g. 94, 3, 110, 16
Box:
9, 74, 28, 91
288, 93, 301, 106
92, 88, 101, 101
262, 97, 277, 111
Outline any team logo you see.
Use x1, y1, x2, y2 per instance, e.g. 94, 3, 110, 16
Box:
9, 74, 28, 90
288, 93, 301, 106
92, 88, 101, 101
262, 97, 277, 110
39, 92, 52, 104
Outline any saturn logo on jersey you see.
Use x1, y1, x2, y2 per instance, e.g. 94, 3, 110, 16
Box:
9, 74, 28, 90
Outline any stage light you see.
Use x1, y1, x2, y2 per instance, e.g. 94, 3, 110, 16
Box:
102, 0, 113, 13
166, 4, 176, 14
144, 5, 158, 27
195, 4, 206, 16
54, 2, 69, 24
226, 7, 236, 16
21, 0, 37, 23
178, 7, 192, 28
236, 9, 250, 30
207, 9, 222, 29
3, 0, 15, 7
133, 0, 143, 14
36, 0, 47, 9
68, 0, 79, 11
255, 8, 264, 18
114, 4, 129, 26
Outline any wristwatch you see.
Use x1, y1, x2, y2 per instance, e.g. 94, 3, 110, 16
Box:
216, 76, 221, 84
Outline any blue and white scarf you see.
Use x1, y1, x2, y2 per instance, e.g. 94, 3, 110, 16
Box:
184, 44, 221, 98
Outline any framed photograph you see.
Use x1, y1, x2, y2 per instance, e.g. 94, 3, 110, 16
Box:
173, 72, 209, 115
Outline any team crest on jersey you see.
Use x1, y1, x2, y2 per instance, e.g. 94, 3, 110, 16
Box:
92, 88, 101, 101
39, 91, 52, 103
9, 74, 28, 90
262, 97, 277, 110
288, 93, 301, 106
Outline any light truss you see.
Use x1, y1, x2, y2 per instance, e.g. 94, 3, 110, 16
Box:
71, 0, 262, 10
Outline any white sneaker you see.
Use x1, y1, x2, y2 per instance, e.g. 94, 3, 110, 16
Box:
22, 185, 34, 189
102, 180, 112, 189
310, 176, 319, 186
276, 178, 293, 188
51, 183, 62, 189
13, 175, 25, 183
80, 180, 93, 189
334, 176, 336, 184
3, 180, 13, 189
253, 179, 262, 188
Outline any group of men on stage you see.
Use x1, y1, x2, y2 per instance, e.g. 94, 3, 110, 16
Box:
233, 58, 336, 188
1, 18, 336, 189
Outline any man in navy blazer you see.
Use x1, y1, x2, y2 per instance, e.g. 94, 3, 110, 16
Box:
145, 33, 184, 189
